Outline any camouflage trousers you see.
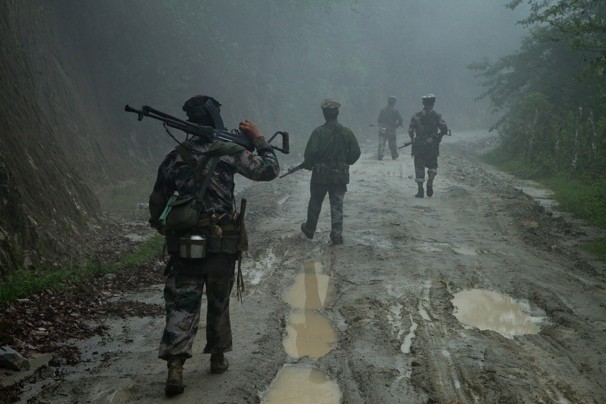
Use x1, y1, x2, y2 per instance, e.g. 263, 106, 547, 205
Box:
158, 253, 236, 361
305, 182, 347, 241
378, 133, 398, 160
413, 148, 439, 183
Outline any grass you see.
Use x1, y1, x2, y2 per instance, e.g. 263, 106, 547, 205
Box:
97, 178, 155, 219
0, 235, 164, 308
481, 149, 606, 260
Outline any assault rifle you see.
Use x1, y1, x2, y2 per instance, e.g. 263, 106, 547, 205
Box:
124, 104, 290, 154
398, 140, 413, 149
279, 163, 305, 178
399, 129, 452, 149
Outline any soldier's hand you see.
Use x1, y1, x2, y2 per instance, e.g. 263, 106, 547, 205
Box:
239, 120, 262, 141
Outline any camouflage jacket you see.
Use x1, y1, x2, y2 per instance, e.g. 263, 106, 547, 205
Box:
303, 120, 361, 184
408, 108, 448, 149
149, 136, 279, 228
377, 105, 403, 132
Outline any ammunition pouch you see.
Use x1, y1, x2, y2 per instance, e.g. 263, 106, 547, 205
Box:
164, 196, 202, 231
166, 214, 247, 256
311, 162, 349, 184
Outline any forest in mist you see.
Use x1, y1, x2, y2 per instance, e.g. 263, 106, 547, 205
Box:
60, 0, 526, 147
2, 0, 604, 271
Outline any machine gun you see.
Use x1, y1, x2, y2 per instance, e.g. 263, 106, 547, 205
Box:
124, 104, 289, 154
279, 163, 305, 178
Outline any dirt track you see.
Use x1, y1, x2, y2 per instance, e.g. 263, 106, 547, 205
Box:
7, 130, 606, 403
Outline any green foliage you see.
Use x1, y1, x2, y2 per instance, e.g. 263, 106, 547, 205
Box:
544, 175, 606, 227
509, 0, 606, 66
584, 238, 606, 260
0, 235, 164, 308
471, 3, 606, 250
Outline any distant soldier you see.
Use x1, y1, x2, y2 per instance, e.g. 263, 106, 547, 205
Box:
408, 94, 448, 198
148, 95, 279, 397
377, 96, 403, 160
300, 99, 361, 245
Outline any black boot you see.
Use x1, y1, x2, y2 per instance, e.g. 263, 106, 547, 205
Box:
301, 223, 314, 239
210, 353, 229, 374
415, 184, 424, 198
426, 180, 433, 197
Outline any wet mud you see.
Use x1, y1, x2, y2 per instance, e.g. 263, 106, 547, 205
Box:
9, 130, 606, 403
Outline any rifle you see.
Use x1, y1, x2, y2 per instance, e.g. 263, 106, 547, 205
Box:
400, 129, 452, 150
124, 104, 290, 154
279, 163, 305, 178
398, 140, 413, 149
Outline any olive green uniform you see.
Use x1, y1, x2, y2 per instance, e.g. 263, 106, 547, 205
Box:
301, 114, 360, 244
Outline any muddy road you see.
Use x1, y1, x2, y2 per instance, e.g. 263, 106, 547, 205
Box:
9, 130, 606, 403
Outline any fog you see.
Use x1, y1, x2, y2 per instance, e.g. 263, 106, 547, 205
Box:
59, 0, 528, 149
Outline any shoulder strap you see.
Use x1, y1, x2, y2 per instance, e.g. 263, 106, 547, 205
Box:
195, 157, 219, 203
175, 145, 217, 208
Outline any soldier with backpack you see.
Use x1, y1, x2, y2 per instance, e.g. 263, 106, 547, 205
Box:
148, 95, 279, 397
407, 94, 448, 198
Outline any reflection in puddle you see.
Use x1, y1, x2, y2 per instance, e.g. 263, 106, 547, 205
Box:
283, 309, 336, 359
263, 365, 341, 404
264, 261, 341, 403
452, 289, 543, 338
283, 261, 331, 309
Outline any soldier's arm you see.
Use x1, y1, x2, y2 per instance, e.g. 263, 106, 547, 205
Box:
408, 116, 417, 141
396, 110, 404, 127
346, 130, 361, 165
438, 114, 448, 136
148, 152, 179, 230
303, 130, 320, 170
231, 137, 279, 181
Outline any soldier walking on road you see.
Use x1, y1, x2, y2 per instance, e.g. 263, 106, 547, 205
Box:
148, 95, 279, 397
377, 96, 404, 160
408, 94, 448, 198
300, 99, 361, 245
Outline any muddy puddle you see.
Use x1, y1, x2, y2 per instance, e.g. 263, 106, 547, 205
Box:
452, 289, 545, 338
261, 261, 341, 403
263, 365, 341, 404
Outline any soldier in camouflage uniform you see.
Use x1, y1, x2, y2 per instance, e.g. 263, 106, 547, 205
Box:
148, 95, 279, 397
407, 94, 448, 198
377, 96, 403, 160
300, 99, 361, 245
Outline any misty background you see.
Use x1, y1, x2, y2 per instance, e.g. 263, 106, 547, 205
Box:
0, 0, 533, 269
62, 0, 527, 154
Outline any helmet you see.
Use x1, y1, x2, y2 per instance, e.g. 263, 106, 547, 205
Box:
320, 98, 341, 110
422, 94, 436, 107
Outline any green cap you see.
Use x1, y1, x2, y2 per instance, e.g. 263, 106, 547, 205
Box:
321, 98, 341, 109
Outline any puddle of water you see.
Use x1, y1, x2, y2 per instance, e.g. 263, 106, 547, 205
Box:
401, 314, 418, 354
263, 365, 341, 404
450, 245, 478, 256
266, 260, 340, 401
283, 309, 336, 359
283, 262, 331, 309
452, 289, 543, 338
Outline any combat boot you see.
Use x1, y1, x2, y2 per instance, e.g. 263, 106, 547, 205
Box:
301, 223, 314, 239
426, 180, 433, 197
415, 184, 424, 198
165, 357, 185, 397
210, 353, 229, 374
